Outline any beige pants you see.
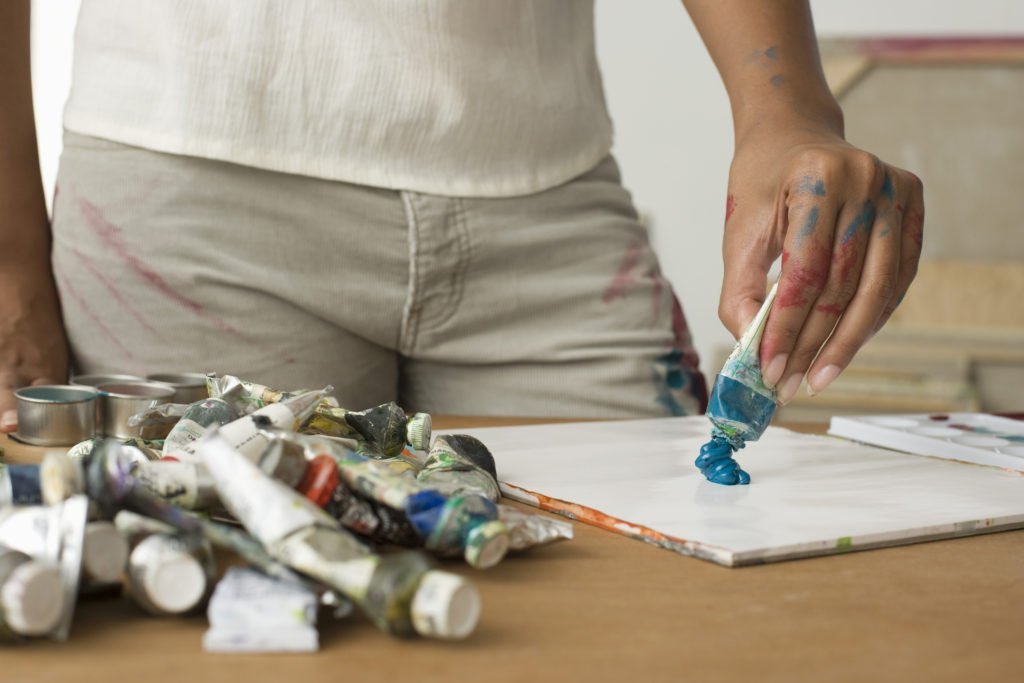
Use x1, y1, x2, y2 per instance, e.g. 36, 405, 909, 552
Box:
51, 131, 706, 418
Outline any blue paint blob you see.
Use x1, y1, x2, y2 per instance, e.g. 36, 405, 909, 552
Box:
696, 374, 777, 486
764, 45, 778, 60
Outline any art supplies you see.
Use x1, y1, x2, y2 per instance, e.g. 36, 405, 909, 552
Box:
827, 413, 1024, 471
697, 283, 779, 485
0, 371, 572, 651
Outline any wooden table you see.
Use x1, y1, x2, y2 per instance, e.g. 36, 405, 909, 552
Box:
2, 419, 1022, 683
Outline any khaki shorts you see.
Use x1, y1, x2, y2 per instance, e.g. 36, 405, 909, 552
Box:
52, 131, 706, 418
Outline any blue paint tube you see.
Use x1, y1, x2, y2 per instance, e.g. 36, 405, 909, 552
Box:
696, 283, 779, 486
0, 464, 44, 506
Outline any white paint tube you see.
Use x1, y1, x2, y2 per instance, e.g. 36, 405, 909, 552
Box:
197, 432, 481, 640
0, 546, 65, 640
203, 566, 319, 653
169, 388, 329, 464
132, 459, 219, 510
82, 521, 129, 585
125, 533, 216, 616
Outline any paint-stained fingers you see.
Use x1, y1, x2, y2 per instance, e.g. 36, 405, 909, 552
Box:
0, 380, 16, 432
873, 172, 924, 333
719, 198, 780, 340
759, 198, 840, 391
770, 197, 876, 401
805, 200, 902, 396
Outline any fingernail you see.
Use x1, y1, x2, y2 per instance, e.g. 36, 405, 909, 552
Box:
762, 354, 788, 389
777, 374, 803, 405
0, 410, 16, 431
808, 364, 841, 397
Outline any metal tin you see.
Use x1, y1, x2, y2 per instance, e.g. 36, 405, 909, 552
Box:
146, 373, 209, 404
13, 386, 98, 447
69, 374, 143, 388
97, 382, 176, 439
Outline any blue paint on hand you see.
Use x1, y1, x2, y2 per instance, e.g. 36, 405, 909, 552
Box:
880, 171, 895, 200
841, 200, 876, 244
796, 206, 820, 246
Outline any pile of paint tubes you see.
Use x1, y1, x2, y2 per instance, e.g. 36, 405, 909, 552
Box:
0, 374, 573, 651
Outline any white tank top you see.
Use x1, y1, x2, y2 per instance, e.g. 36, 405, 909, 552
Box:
63, 0, 613, 197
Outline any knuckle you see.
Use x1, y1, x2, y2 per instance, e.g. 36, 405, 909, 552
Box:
846, 151, 881, 179
828, 277, 860, 304
862, 272, 897, 301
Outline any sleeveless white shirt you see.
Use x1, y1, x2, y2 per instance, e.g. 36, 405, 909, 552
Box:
63, 0, 613, 197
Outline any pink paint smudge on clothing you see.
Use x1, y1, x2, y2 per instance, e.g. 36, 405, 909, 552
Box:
75, 194, 257, 346
67, 246, 164, 340
55, 271, 135, 360
602, 241, 644, 304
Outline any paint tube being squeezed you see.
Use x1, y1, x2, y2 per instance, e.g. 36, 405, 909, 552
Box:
697, 283, 779, 486
196, 431, 481, 639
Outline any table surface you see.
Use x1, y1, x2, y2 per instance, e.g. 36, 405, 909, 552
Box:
2, 418, 1022, 683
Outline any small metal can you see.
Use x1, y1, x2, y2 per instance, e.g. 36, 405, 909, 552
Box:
69, 374, 144, 388
14, 386, 98, 447
146, 373, 209, 404
97, 382, 176, 439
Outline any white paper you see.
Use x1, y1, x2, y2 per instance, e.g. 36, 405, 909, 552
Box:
444, 417, 1024, 566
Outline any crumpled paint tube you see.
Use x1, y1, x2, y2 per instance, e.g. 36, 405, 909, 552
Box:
497, 505, 574, 552
305, 403, 433, 457
0, 496, 89, 641
196, 431, 480, 640
323, 438, 510, 569
128, 402, 189, 428
417, 434, 501, 503
0, 545, 66, 640
203, 566, 320, 653
160, 398, 239, 457
167, 388, 329, 464
697, 283, 779, 486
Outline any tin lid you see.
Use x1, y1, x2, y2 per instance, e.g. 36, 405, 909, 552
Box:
1, 560, 65, 636
82, 521, 129, 583
462, 520, 510, 570
409, 570, 481, 640
406, 413, 433, 451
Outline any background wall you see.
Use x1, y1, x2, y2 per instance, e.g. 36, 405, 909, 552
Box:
30, 0, 1024, 375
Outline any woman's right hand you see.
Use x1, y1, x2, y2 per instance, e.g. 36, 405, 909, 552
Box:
0, 259, 69, 432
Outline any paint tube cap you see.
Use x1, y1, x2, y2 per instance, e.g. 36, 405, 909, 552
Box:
40, 451, 85, 505
129, 535, 208, 615
406, 413, 433, 451
463, 520, 510, 570
82, 521, 129, 583
296, 454, 340, 509
1, 560, 66, 636
410, 570, 481, 640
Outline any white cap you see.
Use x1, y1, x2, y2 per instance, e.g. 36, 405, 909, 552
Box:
410, 570, 481, 640
463, 520, 510, 570
83, 522, 129, 583
1, 561, 65, 636
129, 535, 208, 615
406, 413, 433, 451
40, 451, 85, 505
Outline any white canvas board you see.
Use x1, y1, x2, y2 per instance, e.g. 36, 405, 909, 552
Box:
447, 417, 1024, 566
